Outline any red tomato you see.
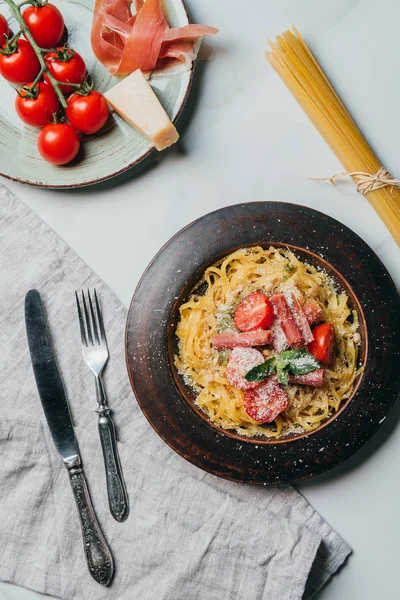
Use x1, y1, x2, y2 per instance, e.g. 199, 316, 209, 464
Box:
244, 376, 288, 423
0, 15, 9, 42
234, 292, 275, 332
44, 48, 86, 94
66, 90, 109, 134
0, 39, 40, 84
23, 3, 64, 48
15, 81, 59, 127
308, 324, 335, 365
225, 347, 264, 391
37, 122, 80, 165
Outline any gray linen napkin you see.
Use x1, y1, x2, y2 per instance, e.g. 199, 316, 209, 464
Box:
0, 184, 351, 600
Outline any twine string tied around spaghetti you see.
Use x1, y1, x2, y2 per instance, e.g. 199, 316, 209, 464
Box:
310, 166, 400, 195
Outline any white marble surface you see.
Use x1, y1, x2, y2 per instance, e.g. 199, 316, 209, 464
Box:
1, 0, 399, 598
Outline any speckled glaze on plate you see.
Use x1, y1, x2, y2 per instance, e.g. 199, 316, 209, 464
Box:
0, 0, 192, 188
125, 202, 400, 484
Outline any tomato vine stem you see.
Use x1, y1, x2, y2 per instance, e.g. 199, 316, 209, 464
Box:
3, 0, 68, 108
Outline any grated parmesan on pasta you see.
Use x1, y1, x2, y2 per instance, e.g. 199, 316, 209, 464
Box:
175, 246, 363, 439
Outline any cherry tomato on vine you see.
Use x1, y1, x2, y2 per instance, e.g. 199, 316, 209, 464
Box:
37, 122, 80, 165
44, 48, 86, 94
66, 90, 109, 134
0, 39, 40, 84
16, 81, 59, 127
23, 3, 64, 49
0, 15, 9, 43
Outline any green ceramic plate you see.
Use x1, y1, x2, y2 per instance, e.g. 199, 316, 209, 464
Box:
0, 0, 192, 188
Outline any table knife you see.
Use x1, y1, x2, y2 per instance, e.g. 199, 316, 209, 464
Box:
25, 289, 114, 587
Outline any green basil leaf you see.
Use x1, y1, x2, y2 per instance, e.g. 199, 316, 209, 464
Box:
277, 349, 306, 362
277, 366, 289, 386
277, 348, 320, 376
245, 357, 276, 382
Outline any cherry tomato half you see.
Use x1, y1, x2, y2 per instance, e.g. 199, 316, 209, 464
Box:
0, 15, 9, 43
234, 292, 275, 332
308, 323, 335, 365
0, 39, 40, 84
244, 376, 288, 423
44, 48, 86, 94
66, 90, 109, 134
16, 81, 59, 127
37, 122, 80, 165
23, 3, 64, 49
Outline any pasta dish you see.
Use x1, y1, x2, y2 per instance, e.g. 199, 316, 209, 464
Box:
175, 246, 363, 439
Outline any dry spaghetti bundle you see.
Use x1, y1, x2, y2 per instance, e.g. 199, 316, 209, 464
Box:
266, 27, 400, 246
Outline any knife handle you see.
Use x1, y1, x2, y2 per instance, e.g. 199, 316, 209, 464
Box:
67, 462, 114, 586
96, 377, 129, 523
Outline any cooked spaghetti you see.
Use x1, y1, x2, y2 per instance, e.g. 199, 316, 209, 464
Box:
265, 27, 400, 246
175, 246, 363, 438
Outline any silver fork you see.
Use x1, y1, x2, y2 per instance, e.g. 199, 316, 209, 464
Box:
75, 289, 129, 523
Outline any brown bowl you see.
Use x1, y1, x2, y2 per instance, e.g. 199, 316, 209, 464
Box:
168, 242, 368, 444
125, 202, 400, 484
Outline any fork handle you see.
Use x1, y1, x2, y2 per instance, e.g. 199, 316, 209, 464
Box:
96, 378, 129, 523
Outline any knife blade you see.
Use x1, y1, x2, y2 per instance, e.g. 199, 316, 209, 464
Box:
25, 289, 79, 465
25, 289, 114, 586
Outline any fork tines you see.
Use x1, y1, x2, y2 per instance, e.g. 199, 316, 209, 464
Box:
75, 289, 107, 348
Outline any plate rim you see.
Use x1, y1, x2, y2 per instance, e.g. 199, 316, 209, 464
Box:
125, 201, 400, 484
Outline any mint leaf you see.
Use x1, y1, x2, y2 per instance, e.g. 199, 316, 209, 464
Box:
277, 349, 320, 375
276, 349, 320, 385
277, 367, 289, 385
244, 350, 320, 387
245, 357, 276, 382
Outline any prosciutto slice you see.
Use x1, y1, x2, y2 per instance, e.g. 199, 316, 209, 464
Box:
212, 330, 273, 350
271, 293, 304, 349
302, 299, 323, 326
288, 369, 325, 387
285, 292, 314, 345
91, 0, 218, 75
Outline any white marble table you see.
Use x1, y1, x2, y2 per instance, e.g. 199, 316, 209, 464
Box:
1, 0, 399, 598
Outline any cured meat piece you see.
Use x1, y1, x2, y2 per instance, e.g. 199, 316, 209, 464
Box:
154, 24, 218, 74
212, 329, 272, 350
271, 293, 303, 348
302, 300, 323, 325
117, 0, 168, 75
91, 0, 134, 73
243, 376, 288, 423
285, 292, 314, 344
271, 320, 289, 353
213, 329, 273, 350
91, 0, 218, 75
288, 369, 325, 387
225, 347, 264, 391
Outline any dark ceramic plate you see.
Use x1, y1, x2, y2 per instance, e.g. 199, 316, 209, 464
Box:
125, 202, 400, 484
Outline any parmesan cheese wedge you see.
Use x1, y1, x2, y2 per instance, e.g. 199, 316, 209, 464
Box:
104, 69, 179, 151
